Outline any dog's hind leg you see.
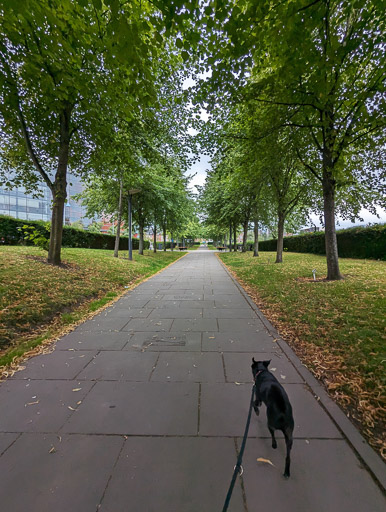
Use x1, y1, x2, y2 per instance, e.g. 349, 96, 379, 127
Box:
283, 428, 293, 478
268, 426, 277, 449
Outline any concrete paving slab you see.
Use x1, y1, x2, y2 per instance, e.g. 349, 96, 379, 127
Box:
0, 380, 94, 432
75, 317, 131, 332
202, 331, 277, 352
204, 286, 240, 295
122, 317, 174, 332
55, 331, 131, 351
117, 297, 153, 308
0, 433, 124, 512
207, 294, 251, 304
199, 383, 257, 436
218, 318, 266, 332
174, 299, 216, 309
61, 381, 199, 435
151, 352, 225, 382
148, 307, 203, 319
214, 297, 254, 307
240, 438, 385, 512
223, 353, 303, 383
10, 350, 97, 380
171, 318, 218, 332
144, 299, 181, 308
100, 437, 245, 512
203, 307, 258, 318
130, 286, 168, 294
99, 307, 151, 318
162, 293, 205, 301
76, 351, 159, 381
0, 433, 19, 456
169, 285, 206, 291
124, 331, 202, 352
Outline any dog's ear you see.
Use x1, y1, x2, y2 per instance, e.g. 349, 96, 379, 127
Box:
252, 357, 256, 363
263, 360, 271, 368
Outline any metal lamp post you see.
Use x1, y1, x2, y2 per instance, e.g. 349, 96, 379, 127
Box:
128, 188, 141, 260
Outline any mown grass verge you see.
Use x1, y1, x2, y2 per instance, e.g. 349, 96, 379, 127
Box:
218, 251, 386, 460
0, 246, 184, 371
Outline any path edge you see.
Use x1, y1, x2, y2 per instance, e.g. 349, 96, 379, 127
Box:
216, 253, 386, 492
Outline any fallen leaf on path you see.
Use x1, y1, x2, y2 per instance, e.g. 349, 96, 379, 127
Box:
235, 382, 241, 385
68, 406, 77, 411
49, 446, 56, 454
257, 458, 275, 467
25, 401, 39, 406
280, 375, 286, 380
72, 388, 82, 392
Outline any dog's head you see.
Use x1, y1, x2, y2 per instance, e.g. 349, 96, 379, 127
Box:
251, 358, 271, 380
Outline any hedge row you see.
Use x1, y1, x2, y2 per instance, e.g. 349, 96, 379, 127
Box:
258, 224, 386, 260
0, 215, 150, 251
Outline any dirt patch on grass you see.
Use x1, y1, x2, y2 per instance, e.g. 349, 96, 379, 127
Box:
25, 254, 80, 271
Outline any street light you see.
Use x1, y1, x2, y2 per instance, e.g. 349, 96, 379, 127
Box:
128, 188, 141, 260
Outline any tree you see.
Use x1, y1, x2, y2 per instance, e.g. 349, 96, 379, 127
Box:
196, 0, 386, 279
0, 0, 176, 265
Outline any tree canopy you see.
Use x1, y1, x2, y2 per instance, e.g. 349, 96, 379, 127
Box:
1, 0, 384, 278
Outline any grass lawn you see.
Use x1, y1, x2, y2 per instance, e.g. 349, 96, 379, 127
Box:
0, 246, 184, 370
219, 251, 386, 459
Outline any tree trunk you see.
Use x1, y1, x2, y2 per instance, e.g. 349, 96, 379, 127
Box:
48, 108, 71, 265
242, 220, 248, 252
253, 218, 259, 257
113, 179, 124, 258
323, 170, 343, 280
48, 187, 66, 265
233, 225, 237, 251
171, 232, 174, 251
275, 212, 285, 263
163, 225, 167, 251
153, 224, 157, 253
138, 223, 144, 255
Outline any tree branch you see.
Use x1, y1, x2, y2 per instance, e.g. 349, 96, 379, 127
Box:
0, 46, 53, 190
296, 148, 322, 183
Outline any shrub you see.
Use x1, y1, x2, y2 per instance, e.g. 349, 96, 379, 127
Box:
0, 215, 150, 251
18, 223, 50, 251
258, 224, 386, 260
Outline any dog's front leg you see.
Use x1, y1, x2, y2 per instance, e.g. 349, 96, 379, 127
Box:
253, 399, 261, 416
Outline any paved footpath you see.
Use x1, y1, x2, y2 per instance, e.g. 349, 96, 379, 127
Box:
0, 249, 385, 512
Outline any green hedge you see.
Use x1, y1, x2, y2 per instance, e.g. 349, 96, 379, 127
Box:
0, 215, 149, 251
258, 224, 386, 260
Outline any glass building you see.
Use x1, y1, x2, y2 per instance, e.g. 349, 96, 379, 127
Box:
0, 172, 92, 226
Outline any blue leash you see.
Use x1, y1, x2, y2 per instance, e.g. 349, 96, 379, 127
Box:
222, 384, 256, 512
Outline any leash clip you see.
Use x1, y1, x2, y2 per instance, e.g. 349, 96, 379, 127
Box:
233, 464, 243, 476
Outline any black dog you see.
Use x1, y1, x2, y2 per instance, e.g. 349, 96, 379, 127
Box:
251, 358, 294, 478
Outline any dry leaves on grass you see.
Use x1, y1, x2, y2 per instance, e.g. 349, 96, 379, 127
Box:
223, 263, 386, 461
